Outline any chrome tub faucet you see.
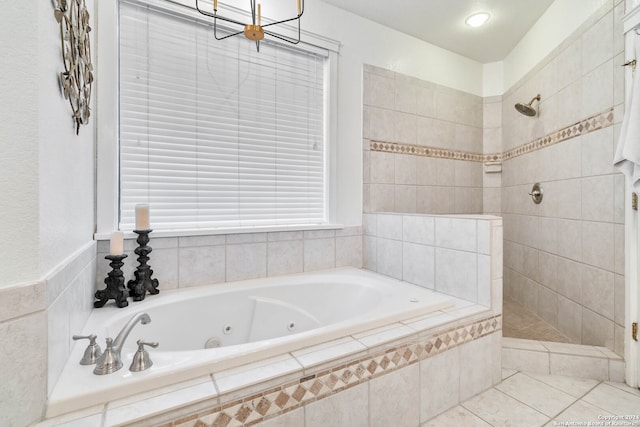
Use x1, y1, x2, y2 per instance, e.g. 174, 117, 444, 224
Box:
93, 312, 151, 375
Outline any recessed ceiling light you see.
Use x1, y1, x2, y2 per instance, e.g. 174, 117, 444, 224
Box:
465, 12, 490, 28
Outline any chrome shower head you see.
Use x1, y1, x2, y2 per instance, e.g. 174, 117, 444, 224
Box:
515, 94, 541, 117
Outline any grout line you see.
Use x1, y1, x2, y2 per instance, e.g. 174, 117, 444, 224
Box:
462, 386, 551, 426
491, 380, 556, 421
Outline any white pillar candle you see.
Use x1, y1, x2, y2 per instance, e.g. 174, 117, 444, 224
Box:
109, 231, 124, 256
135, 204, 150, 230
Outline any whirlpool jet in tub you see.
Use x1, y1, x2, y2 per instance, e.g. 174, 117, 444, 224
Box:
47, 267, 453, 417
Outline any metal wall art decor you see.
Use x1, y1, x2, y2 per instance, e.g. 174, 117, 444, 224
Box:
54, 0, 93, 134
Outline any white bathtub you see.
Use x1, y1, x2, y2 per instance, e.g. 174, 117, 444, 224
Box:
47, 267, 452, 417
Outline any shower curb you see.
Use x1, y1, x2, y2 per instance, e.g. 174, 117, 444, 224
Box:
502, 337, 624, 382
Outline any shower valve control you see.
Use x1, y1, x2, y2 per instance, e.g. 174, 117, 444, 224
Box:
529, 183, 543, 204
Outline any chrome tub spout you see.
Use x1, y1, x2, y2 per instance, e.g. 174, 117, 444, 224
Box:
113, 312, 151, 354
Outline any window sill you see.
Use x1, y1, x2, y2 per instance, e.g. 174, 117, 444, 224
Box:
94, 223, 346, 240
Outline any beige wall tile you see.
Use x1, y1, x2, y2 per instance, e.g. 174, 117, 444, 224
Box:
268, 240, 304, 276
303, 238, 335, 272
582, 221, 614, 271
226, 243, 267, 282
369, 107, 395, 141
459, 335, 498, 401
581, 265, 614, 320
376, 238, 403, 280
416, 81, 437, 118
305, 382, 369, 427
435, 248, 477, 302
557, 296, 583, 343
581, 127, 615, 177
394, 154, 416, 185
370, 364, 420, 427
395, 185, 417, 213
582, 60, 614, 118
369, 184, 395, 212
581, 11, 614, 75
556, 257, 583, 303
549, 354, 608, 380
394, 75, 418, 114
179, 246, 225, 287
416, 186, 438, 213
582, 308, 614, 348
335, 236, 363, 269
403, 243, 435, 289
370, 151, 395, 184
502, 347, 550, 374
258, 407, 304, 427
364, 72, 394, 109
537, 286, 559, 327
419, 347, 460, 422
393, 111, 417, 145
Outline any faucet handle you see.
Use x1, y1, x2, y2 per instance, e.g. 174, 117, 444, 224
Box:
93, 337, 123, 375
72, 334, 102, 365
129, 339, 159, 372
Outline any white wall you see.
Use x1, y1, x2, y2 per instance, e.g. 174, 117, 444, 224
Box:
0, 1, 95, 289
37, 1, 96, 278
0, 1, 40, 288
483, 62, 505, 97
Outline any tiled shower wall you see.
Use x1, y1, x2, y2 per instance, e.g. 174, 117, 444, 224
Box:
500, 0, 625, 354
361, 0, 626, 355
363, 65, 484, 214
483, 95, 503, 216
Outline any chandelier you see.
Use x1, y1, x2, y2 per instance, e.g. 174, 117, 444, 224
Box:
195, 0, 305, 51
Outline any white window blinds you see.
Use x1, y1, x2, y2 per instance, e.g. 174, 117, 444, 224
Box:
118, 0, 327, 231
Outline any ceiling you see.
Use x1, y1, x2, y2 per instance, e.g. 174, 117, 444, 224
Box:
319, 0, 556, 63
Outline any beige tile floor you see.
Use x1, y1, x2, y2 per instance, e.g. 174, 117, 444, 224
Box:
503, 297, 573, 343
425, 299, 640, 426
423, 370, 640, 427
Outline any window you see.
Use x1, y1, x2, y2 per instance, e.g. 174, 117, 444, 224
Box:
117, 0, 330, 232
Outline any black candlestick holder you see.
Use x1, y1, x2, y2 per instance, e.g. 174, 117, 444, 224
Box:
95, 254, 129, 308
127, 229, 160, 301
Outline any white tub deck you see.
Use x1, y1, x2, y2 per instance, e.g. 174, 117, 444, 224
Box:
47, 268, 454, 418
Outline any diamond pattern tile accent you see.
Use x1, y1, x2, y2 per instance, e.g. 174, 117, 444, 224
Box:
291, 385, 306, 402
162, 314, 501, 426
212, 412, 232, 427
371, 108, 614, 167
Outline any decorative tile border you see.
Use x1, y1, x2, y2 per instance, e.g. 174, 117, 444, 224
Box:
370, 108, 614, 164
165, 314, 502, 427
501, 108, 614, 161
370, 141, 487, 163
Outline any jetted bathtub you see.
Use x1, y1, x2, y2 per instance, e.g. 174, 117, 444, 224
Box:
48, 267, 452, 417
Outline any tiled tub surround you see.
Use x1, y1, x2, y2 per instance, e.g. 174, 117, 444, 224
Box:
362, 65, 484, 215
38, 213, 503, 426
38, 304, 501, 427
95, 227, 363, 292
363, 213, 503, 311
0, 241, 97, 427
500, 0, 625, 354
47, 268, 453, 417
